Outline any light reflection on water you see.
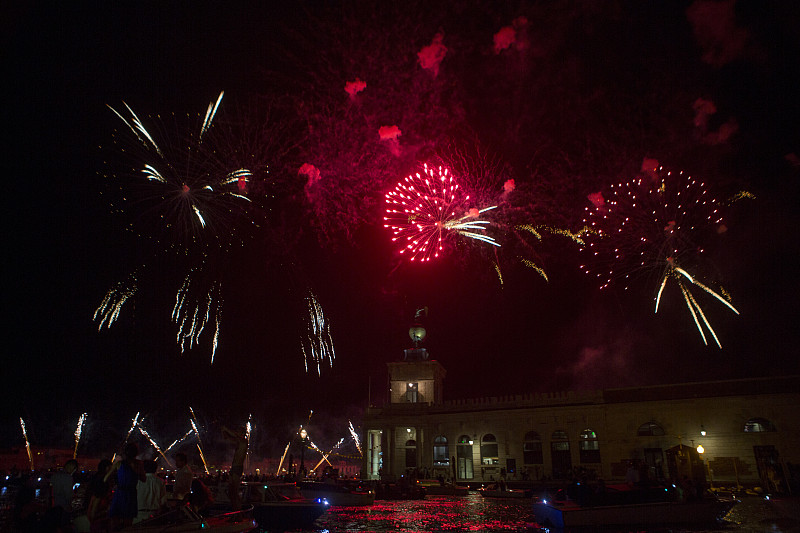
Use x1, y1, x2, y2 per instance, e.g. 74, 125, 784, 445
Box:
301, 493, 533, 532
272, 494, 800, 533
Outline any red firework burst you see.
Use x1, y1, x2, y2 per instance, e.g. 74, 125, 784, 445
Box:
384, 163, 498, 262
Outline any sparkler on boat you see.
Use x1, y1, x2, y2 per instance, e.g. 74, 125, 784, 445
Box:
73, 413, 87, 459
348, 421, 362, 456
20, 418, 34, 470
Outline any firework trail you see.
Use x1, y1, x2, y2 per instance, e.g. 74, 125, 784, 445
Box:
310, 438, 345, 473
73, 413, 87, 459
93, 274, 137, 330
655, 258, 739, 348
276, 442, 291, 477
348, 421, 362, 456
384, 163, 499, 262
137, 423, 173, 468
173, 273, 222, 363
580, 166, 738, 346
189, 407, 210, 474
301, 291, 335, 375
164, 429, 193, 454
20, 418, 33, 470
245, 414, 253, 471
97, 92, 257, 361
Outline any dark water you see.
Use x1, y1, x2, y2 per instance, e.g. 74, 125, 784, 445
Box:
276, 493, 800, 533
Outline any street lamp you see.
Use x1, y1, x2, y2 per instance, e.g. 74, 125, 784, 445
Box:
299, 428, 309, 478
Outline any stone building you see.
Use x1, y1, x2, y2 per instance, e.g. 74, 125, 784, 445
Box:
362, 327, 799, 490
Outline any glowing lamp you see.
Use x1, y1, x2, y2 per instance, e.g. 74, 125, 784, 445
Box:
700, 425, 707, 436
696, 444, 704, 454
409, 324, 427, 345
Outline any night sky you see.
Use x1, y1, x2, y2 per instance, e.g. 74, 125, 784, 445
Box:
3, 1, 799, 457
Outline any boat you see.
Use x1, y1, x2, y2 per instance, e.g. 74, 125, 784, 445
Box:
299, 480, 376, 506
207, 480, 329, 530
532, 484, 736, 528
416, 479, 469, 496
127, 505, 257, 532
242, 482, 330, 530
477, 486, 528, 499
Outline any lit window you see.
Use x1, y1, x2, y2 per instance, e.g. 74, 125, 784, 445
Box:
456, 435, 474, 479
481, 434, 499, 465
579, 429, 601, 463
433, 436, 449, 466
406, 382, 419, 403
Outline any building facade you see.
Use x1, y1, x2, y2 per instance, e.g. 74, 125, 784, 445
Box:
363, 347, 799, 491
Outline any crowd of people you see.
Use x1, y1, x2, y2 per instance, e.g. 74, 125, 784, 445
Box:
3, 426, 250, 533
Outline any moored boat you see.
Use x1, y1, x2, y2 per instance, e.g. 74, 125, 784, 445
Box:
416, 479, 469, 496
243, 482, 330, 530
299, 480, 376, 506
477, 487, 528, 498
532, 484, 736, 528
128, 505, 257, 532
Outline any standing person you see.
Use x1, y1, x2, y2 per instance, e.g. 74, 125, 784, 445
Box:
173, 453, 193, 501
105, 443, 145, 530
86, 459, 113, 533
222, 426, 248, 511
51, 459, 79, 516
134, 460, 166, 523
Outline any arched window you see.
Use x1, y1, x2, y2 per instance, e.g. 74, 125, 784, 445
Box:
433, 436, 449, 466
579, 429, 601, 463
405, 439, 417, 468
744, 418, 777, 432
481, 434, 499, 465
637, 421, 666, 436
523, 431, 543, 465
456, 435, 474, 479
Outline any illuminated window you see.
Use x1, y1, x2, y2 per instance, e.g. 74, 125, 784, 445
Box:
405, 439, 417, 468
744, 418, 776, 432
457, 435, 473, 479
433, 436, 449, 466
481, 434, 499, 465
523, 431, 543, 464
637, 421, 665, 436
579, 429, 601, 463
406, 382, 419, 403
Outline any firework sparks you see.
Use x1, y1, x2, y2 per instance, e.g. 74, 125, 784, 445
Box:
73, 413, 87, 459
164, 429, 193, 454
310, 438, 345, 473
173, 274, 222, 363
189, 407, 210, 474
348, 421, 362, 456
137, 423, 173, 468
276, 442, 291, 477
245, 414, 253, 472
301, 291, 335, 375
20, 418, 34, 470
93, 274, 137, 330
655, 259, 740, 348
98, 92, 259, 362
581, 166, 738, 345
384, 163, 499, 262
105, 92, 253, 250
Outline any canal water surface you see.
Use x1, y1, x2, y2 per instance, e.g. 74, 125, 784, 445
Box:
280, 493, 800, 533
